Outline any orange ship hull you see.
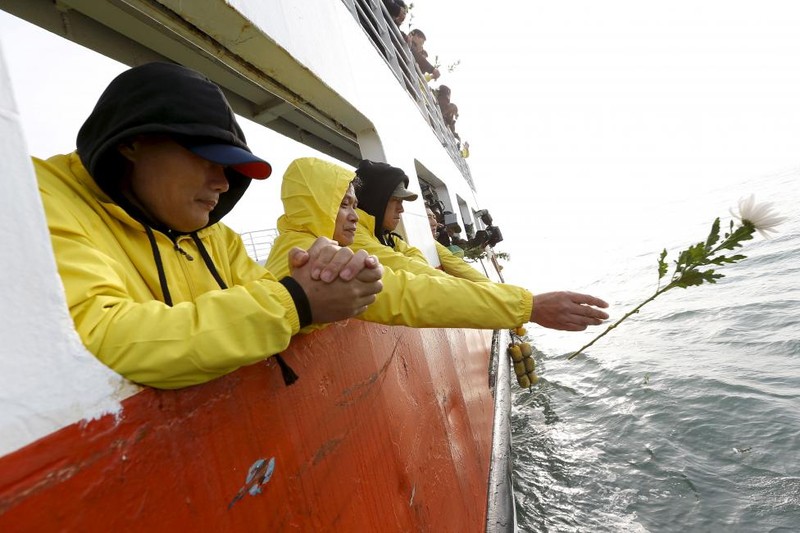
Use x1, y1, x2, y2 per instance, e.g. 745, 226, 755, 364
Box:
0, 322, 497, 531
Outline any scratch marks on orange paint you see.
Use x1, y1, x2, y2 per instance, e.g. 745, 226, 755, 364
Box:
336, 334, 403, 407
312, 437, 344, 467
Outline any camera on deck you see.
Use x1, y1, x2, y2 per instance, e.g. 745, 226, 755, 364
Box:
470, 210, 503, 248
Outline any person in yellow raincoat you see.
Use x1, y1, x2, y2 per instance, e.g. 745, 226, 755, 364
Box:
426, 206, 492, 283
266, 157, 610, 331
35, 63, 382, 389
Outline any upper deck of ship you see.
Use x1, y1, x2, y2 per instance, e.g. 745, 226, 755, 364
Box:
1, 0, 491, 267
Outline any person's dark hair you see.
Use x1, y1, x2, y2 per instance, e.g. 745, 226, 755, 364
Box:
354, 160, 408, 215
384, 0, 406, 18
409, 28, 427, 40
385, 1, 401, 18
436, 85, 452, 108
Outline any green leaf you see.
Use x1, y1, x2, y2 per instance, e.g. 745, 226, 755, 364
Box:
684, 242, 709, 265
719, 224, 755, 251
710, 253, 747, 265
676, 250, 688, 269
675, 242, 704, 271
674, 269, 704, 288
705, 218, 721, 249
657, 249, 668, 279
674, 268, 724, 288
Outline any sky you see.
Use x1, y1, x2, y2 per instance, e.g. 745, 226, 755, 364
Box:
1, 1, 799, 290
407, 1, 800, 287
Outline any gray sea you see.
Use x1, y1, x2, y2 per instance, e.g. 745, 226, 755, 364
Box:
510, 170, 800, 532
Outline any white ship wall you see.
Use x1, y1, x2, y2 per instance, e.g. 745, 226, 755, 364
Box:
0, 45, 134, 457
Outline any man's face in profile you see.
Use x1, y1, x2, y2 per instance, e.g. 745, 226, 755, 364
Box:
383, 197, 405, 232
119, 136, 229, 232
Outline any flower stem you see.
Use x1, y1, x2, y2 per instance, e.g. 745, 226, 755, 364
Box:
566, 218, 758, 361
568, 284, 673, 360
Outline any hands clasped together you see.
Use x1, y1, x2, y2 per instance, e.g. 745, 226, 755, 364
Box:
288, 237, 384, 323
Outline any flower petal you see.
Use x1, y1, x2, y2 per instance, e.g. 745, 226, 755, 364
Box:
732, 194, 785, 236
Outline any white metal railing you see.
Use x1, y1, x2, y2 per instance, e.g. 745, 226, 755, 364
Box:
239, 228, 279, 263
341, 0, 475, 191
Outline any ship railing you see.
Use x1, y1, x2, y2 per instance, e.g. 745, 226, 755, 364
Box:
341, 0, 476, 192
486, 328, 517, 532
239, 228, 278, 263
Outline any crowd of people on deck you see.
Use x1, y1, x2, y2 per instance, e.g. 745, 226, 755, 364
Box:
32, 62, 609, 390
382, 0, 467, 154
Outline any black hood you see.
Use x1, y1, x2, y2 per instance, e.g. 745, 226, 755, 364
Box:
354, 160, 409, 244
76, 62, 255, 229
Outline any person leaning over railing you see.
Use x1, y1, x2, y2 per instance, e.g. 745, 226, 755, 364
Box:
266, 157, 609, 333
384, 0, 408, 30
426, 206, 490, 283
443, 102, 459, 135
435, 84, 451, 110
408, 29, 440, 81
32, 63, 383, 389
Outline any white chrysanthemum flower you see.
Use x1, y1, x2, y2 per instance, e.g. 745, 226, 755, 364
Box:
730, 194, 786, 238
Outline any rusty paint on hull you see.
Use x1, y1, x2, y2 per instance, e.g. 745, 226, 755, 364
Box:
0, 322, 495, 531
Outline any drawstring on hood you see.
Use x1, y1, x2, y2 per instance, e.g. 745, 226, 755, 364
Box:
190, 233, 228, 291
354, 160, 411, 247
144, 225, 174, 306
143, 224, 228, 307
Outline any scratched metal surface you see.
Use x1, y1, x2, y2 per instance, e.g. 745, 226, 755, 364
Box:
0, 321, 495, 531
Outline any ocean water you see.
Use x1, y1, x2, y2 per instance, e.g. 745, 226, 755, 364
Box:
510, 170, 800, 532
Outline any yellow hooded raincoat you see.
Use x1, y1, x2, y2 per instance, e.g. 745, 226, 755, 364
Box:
36, 154, 301, 389
266, 158, 533, 329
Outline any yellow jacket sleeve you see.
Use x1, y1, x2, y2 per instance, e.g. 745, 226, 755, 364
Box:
361, 265, 532, 329
435, 242, 492, 283
268, 225, 531, 331
353, 215, 450, 279
393, 237, 428, 264
351, 210, 531, 327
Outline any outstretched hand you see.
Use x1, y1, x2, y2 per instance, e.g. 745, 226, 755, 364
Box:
288, 238, 384, 323
530, 291, 609, 331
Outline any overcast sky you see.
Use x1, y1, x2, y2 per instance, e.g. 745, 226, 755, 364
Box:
409, 1, 800, 286
2, 1, 798, 289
